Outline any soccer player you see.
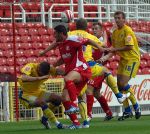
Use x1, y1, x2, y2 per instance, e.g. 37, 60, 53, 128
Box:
40, 25, 104, 129
86, 23, 113, 121
18, 61, 64, 129
68, 18, 130, 105
105, 11, 141, 120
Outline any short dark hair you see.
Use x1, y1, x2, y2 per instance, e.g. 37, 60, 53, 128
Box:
54, 25, 67, 36
76, 18, 87, 30
93, 22, 103, 29
39, 62, 50, 75
114, 11, 126, 19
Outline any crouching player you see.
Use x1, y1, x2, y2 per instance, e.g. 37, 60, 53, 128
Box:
18, 62, 64, 129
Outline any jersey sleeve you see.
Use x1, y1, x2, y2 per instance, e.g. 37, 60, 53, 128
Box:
125, 34, 134, 46
21, 63, 32, 75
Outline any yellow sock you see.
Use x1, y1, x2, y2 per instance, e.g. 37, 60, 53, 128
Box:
105, 74, 119, 94
126, 88, 137, 105
48, 103, 57, 113
78, 101, 88, 121
43, 108, 58, 123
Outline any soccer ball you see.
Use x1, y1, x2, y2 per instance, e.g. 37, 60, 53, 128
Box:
61, 10, 74, 23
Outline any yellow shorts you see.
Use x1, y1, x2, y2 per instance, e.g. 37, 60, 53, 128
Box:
117, 59, 140, 78
79, 84, 87, 97
88, 61, 104, 78
19, 90, 50, 108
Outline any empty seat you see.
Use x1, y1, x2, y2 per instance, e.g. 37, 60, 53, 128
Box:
21, 36, 31, 43
17, 57, 27, 66
0, 58, 7, 65
28, 28, 39, 35
141, 68, 150, 74
0, 36, 11, 43
0, 29, 9, 36
18, 28, 28, 36
32, 42, 43, 49
31, 35, 41, 42
38, 28, 48, 35
6, 58, 14, 66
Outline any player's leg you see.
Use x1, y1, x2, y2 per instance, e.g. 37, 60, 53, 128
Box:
19, 92, 51, 129
37, 91, 64, 129
86, 84, 94, 120
90, 63, 130, 103
62, 88, 81, 128
78, 85, 89, 128
94, 89, 113, 121
117, 60, 141, 119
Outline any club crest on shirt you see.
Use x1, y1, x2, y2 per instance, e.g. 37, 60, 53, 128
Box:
127, 36, 132, 42
25, 66, 31, 71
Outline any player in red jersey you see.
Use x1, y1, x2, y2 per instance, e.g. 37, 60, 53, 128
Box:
40, 25, 104, 129
86, 23, 113, 121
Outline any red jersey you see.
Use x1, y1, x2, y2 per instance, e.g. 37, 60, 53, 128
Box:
58, 35, 89, 73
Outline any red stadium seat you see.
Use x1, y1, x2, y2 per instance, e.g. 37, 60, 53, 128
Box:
4, 50, 13, 58
0, 29, 9, 36
32, 42, 43, 49
17, 57, 27, 66
47, 28, 54, 35
0, 36, 11, 43
142, 53, 150, 60
19, 43, 33, 50
34, 23, 44, 28
24, 49, 35, 57
41, 35, 51, 43
28, 28, 39, 36
140, 60, 147, 69
141, 68, 150, 74
31, 35, 41, 42
15, 36, 21, 42
0, 43, 12, 50
16, 49, 24, 57
18, 28, 28, 36
21, 36, 31, 43
0, 58, 7, 65
0, 66, 8, 73
27, 57, 37, 63
38, 28, 48, 35
6, 58, 14, 66
38, 57, 48, 62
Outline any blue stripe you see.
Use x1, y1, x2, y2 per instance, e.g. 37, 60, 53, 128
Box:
124, 84, 130, 91
87, 61, 102, 67
130, 62, 136, 78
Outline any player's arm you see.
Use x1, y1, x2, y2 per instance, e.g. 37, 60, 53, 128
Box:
85, 39, 105, 52
39, 41, 58, 56
96, 53, 114, 64
21, 74, 49, 82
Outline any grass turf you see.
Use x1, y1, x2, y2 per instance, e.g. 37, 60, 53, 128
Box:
0, 116, 150, 134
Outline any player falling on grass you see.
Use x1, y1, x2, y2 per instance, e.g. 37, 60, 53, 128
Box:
86, 22, 113, 121
18, 61, 65, 129
39, 25, 106, 129
104, 11, 141, 120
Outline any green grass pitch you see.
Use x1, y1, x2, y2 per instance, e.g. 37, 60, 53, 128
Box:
0, 116, 150, 134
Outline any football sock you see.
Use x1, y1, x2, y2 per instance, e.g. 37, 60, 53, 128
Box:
65, 80, 78, 103
97, 95, 112, 116
124, 84, 139, 111
41, 105, 58, 123
63, 101, 80, 125
86, 94, 94, 118
78, 100, 88, 121
105, 73, 122, 98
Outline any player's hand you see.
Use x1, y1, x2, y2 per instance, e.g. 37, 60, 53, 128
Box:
96, 57, 107, 64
